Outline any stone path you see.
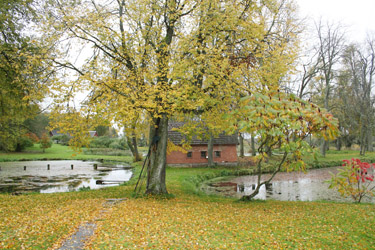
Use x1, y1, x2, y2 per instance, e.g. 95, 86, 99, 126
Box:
58, 223, 97, 250
57, 198, 126, 250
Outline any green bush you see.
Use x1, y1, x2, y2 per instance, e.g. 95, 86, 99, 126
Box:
15, 136, 34, 152
83, 148, 132, 156
109, 137, 128, 150
90, 136, 128, 150
90, 136, 112, 148
51, 135, 70, 145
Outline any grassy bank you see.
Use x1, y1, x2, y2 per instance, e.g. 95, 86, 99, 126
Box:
305, 149, 375, 168
0, 144, 133, 163
0, 148, 374, 249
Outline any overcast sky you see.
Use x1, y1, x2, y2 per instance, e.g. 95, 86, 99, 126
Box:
297, 0, 375, 42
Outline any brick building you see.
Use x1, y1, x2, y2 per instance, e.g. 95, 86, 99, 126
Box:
167, 122, 238, 167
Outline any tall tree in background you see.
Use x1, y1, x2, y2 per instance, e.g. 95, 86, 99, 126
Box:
24, 113, 50, 138
341, 37, 375, 155
0, 0, 49, 151
314, 20, 345, 156
123, 113, 148, 162
43, 0, 301, 195
296, 48, 320, 99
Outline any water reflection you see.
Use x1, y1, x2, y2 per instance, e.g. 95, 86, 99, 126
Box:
206, 167, 375, 203
0, 160, 132, 194
239, 179, 335, 201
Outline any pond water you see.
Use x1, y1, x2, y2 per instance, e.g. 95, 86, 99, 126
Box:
203, 167, 375, 203
0, 160, 132, 194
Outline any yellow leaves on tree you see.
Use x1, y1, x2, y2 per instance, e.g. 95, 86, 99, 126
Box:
49, 108, 98, 151
43, 0, 301, 135
42, 0, 303, 193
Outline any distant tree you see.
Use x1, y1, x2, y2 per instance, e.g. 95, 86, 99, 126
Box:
314, 20, 346, 156
125, 121, 142, 162
0, 0, 49, 151
95, 126, 110, 137
340, 37, 375, 155
40, 133, 52, 153
296, 49, 321, 100
24, 113, 50, 138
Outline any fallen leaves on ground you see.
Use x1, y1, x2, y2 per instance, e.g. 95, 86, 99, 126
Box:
0, 193, 105, 249
89, 194, 375, 249
0, 176, 374, 249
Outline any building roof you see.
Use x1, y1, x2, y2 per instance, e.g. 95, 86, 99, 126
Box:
168, 122, 238, 145
89, 131, 98, 137
49, 130, 65, 137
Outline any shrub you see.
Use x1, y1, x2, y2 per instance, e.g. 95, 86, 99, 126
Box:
109, 138, 128, 150
82, 148, 132, 156
51, 135, 70, 145
15, 137, 34, 152
328, 158, 375, 203
90, 136, 128, 150
26, 132, 39, 143
40, 133, 52, 153
109, 141, 122, 149
90, 136, 112, 148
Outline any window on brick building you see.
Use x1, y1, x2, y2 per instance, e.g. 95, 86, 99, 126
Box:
201, 151, 207, 158
215, 151, 221, 157
187, 151, 192, 158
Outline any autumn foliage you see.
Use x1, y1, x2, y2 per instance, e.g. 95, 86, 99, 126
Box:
231, 90, 339, 200
39, 132, 52, 153
329, 158, 375, 203
1, 185, 374, 249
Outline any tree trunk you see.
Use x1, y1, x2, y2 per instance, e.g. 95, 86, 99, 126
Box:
336, 137, 342, 151
207, 132, 214, 167
251, 134, 256, 156
126, 134, 142, 162
131, 135, 142, 161
239, 133, 244, 158
360, 120, 367, 156
126, 136, 134, 153
360, 140, 366, 156
146, 114, 168, 195
241, 153, 287, 201
321, 139, 328, 157
367, 130, 373, 152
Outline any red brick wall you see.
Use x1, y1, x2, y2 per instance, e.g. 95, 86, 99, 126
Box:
166, 144, 237, 165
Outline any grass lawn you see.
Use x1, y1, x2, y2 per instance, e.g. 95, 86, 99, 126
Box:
305, 149, 375, 168
0, 144, 133, 163
0, 147, 374, 249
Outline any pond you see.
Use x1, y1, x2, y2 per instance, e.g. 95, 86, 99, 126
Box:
203, 167, 375, 203
0, 160, 133, 194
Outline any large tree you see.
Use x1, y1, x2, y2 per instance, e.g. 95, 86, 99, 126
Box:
340, 38, 375, 155
43, 0, 300, 195
314, 20, 346, 156
0, 0, 49, 151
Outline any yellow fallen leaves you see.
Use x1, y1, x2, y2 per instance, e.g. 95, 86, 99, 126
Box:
89, 197, 374, 249
0, 193, 105, 249
0, 183, 374, 249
